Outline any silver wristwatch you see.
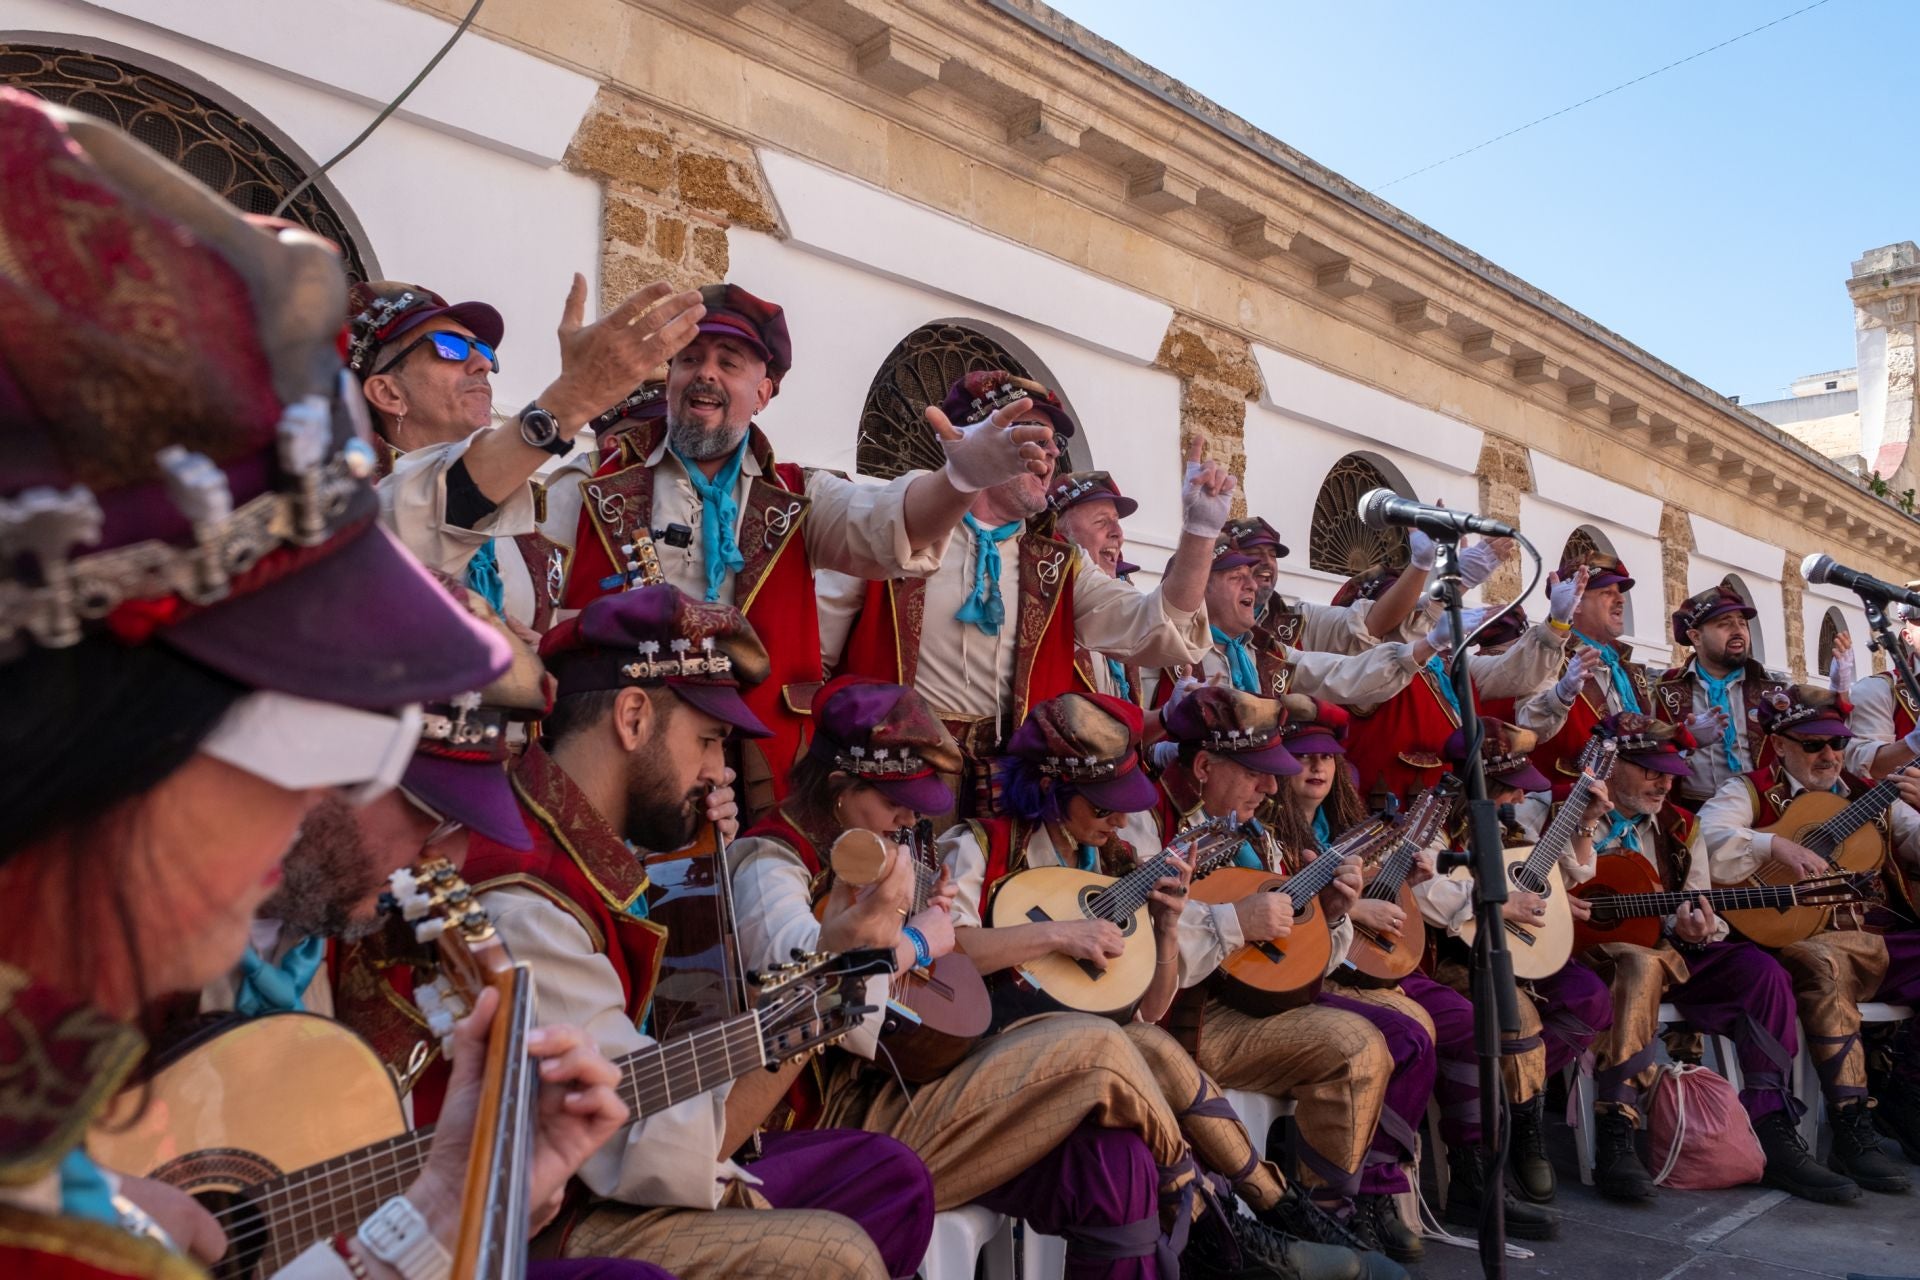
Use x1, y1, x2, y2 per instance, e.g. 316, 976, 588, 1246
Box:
517, 402, 569, 457
357, 1196, 452, 1280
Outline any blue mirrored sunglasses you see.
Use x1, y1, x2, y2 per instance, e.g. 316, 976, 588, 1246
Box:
379, 329, 499, 374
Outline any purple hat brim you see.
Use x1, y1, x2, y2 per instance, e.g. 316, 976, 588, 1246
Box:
1775, 717, 1852, 741
1283, 731, 1346, 758
1032, 403, 1077, 440
695, 317, 772, 363
402, 753, 531, 851
163, 523, 510, 709
1587, 571, 1634, 592
1622, 752, 1693, 777
1079, 763, 1160, 814
871, 772, 956, 815
1211, 551, 1259, 572
1490, 761, 1552, 791
669, 680, 774, 739
1223, 741, 1302, 777
1116, 559, 1142, 578
1672, 601, 1758, 646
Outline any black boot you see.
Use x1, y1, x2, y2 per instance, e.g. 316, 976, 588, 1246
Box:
1873, 1086, 1920, 1163
1591, 1107, 1656, 1201
1440, 1145, 1559, 1240
1185, 1193, 1370, 1280
1754, 1109, 1862, 1203
1827, 1100, 1912, 1193
1345, 1194, 1421, 1264
1508, 1094, 1556, 1203
1257, 1185, 1408, 1280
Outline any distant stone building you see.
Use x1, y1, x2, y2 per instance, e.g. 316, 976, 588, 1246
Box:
8, 0, 1917, 683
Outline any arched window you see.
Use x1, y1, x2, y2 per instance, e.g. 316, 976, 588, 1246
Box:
858, 321, 1080, 481
0, 43, 373, 281
1817, 607, 1845, 674
1308, 453, 1411, 577
1719, 573, 1765, 665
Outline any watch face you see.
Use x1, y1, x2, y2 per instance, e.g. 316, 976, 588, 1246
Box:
521, 407, 558, 444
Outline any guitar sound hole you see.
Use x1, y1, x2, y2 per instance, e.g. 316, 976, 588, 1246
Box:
1081, 885, 1137, 938
1512, 868, 1548, 896
192, 1190, 268, 1280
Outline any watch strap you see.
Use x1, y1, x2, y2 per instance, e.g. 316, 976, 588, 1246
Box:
356, 1196, 452, 1280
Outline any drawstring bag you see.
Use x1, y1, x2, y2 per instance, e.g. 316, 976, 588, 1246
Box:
1646, 1063, 1766, 1190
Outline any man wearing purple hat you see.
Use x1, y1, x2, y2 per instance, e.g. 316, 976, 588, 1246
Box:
1650, 583, 1790, 809
455, 584, 934, 1279
1572, 714, 1835, 1203
834, 398, 1231, 818
1224, 516, 1428, 654
562, 293, 1056, 817
1701, 684, 1920, 1196
351, 276, 707, 629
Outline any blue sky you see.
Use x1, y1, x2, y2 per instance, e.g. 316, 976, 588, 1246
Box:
1045, 0, 1913, 405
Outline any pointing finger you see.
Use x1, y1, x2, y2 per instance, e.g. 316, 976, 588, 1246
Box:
1186, 434, 1206, 465
557, 273, 588, 338
925, 404, 961, 442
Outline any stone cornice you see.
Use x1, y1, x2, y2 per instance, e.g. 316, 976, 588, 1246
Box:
397, 0, 1920, 571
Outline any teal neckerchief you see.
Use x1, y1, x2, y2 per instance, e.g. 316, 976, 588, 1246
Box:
1212, 626, 1260, 694
1573, 630, 1643, 713
1077, 843, 1100, 872
1106, 658, 1133, 701
59, 1149, 119, 1226
1693, 665, 1744, 771
1425, 654, 1463, 717
464, 539, 506, 615
955, 515, 1021, 635
1312, 807, 1332, 852
1600, 810, 1643, 854
234, 934, 326, 1017
673, 438, 750, 602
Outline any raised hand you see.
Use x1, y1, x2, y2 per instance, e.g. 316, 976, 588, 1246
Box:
1460, 536, 1516, 588
1830, 631, 1856, 695
1555, 646, 1601, 705
927, 397, 1053, 492
1547, 566, 1589, 626
1180, 435, 1237, 537
540, 276, 704, 427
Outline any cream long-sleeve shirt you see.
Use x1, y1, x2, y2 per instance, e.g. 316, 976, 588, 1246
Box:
1698, 769, 1920, 885
1843, 672, 1905, 778
1412, 795, 1592, 932
477, 883, 751, 1210
378, 425, 540, 581
1278, 596, 1381, 655
1192, 637, 1422, 706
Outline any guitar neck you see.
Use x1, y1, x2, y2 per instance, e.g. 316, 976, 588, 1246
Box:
1519, 774, 1594, 883
1589, 883, 1801, 920
1805, 765, 1912, 853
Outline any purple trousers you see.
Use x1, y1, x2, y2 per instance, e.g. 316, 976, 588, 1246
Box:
1616, 940, 1799, 1120
1402, 970, 1484, 1146
974, 1123, 1164, 1280
1318, 991, 1437, 1196
752, 1129, 934, 1280
1530, 963, 1613, 1076
533, 1265, 679, 1280
1870, 931, 1920, 1087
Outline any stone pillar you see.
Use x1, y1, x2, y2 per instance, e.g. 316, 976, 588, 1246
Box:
1154, 315, 1262, 518
1848, 243, 1920, 492
1475, 436, 1532, 604
1658, 505, 1694, 649
565, 89, 781, 300
1782, 550, 1808, 682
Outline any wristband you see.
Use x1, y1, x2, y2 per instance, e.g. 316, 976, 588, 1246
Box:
1547, 617, 1572, 634
332, 1236, 371, 1280
903, 925, 932, 969
357, 1197, 451, 1280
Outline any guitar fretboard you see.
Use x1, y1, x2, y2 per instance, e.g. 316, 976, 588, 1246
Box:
1587, 884, 1800, 919
1803, 764, 1915, 857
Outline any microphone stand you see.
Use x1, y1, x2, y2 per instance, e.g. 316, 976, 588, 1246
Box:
1430, 535, 1519, 1278
1858, 595, 1920, 712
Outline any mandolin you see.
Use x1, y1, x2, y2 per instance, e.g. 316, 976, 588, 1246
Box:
986, 816, 1253, 1022
1344, 782, 1459, 985
91, 864, 887, 1279
1453, 738, 1618, 980
1573, 853, 1877, 953
1716, 762, 1916, 948
1191, 799, 1432, 1014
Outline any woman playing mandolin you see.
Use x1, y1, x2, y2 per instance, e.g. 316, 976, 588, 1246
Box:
0, 93, 633, 1280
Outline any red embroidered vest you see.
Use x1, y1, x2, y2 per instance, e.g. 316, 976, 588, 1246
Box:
327, 933, 447, 1123
1529, 646, 1652, 798
1865, 670, 1919, 739
1345, 668, 1460, 807
1649, 657, 1785, 784
839, 519, 1087, 730
557, 422, 823, 803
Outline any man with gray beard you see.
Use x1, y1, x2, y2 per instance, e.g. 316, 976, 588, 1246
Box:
556, 285, 1056, 814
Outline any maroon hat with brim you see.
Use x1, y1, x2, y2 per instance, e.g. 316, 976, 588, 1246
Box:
1007, 691, 1156, 813
401, 754, 531, 850
941, 369, 1076, 440
165, 524, 509, 708
541, 585, 773, 739
696, 284, 792, 394
1281, 700, 1349, 759
346, 280, 504, 378
808, 677, 961, 816
1671, 583, 1757, 647
1211, 543, 1259, 573
1562, 551, 1634, 593
1446, 720, 1551, 791
1163, 685, 1306, 777
1590, 712, 1696, 777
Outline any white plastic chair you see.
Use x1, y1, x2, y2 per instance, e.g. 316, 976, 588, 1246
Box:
1569, 1002, 1748, 1184
1794, 1002, 1914, 1152
920, 1206, 1013, 1280
1223, 1088, 1297, 1171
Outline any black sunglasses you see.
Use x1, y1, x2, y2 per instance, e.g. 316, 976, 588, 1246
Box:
378, 329, 499, 375
1785, 735, 1848, 753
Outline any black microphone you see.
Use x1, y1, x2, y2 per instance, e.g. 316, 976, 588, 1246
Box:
1800, 553, 1920, 611
1356, 488, 1518, 540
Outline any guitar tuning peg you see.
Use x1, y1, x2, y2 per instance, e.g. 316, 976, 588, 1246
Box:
413, 918, 448, 944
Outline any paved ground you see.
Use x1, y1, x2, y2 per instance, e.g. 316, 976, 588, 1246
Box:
1410, 1118, 1920, 1280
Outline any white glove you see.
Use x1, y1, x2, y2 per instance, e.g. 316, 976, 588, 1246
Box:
1181, 461, 1235, 537
1548, 572, 1586, 625
1829, 643, 1856, 695
940, 414, 1038, 493
1409, 529, 1437, 572
1460, 538, 1511, 588
1425, 606, 1490, 654
1554, 648, 1597, 705
1687, 707, 1730, 742
1148, 740, 1182, 771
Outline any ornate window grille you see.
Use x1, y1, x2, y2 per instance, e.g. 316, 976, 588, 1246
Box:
1817, 608, 1842, 672
1560, 526, 1603, 569
0, 44, 371, 281
1308, 454, 1409, 577
858, 324, 1035, 480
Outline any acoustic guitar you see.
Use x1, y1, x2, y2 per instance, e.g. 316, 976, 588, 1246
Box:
1345, 781, 1459, 984
1454, 738, 1617, 980
824, 819, 993, 1081
1716, 762, 1916, 948
91, 863, 887, 1279
1572, 853, 1876, 953
986, 815, 1253, 1021
1190, 797, 1435, 1014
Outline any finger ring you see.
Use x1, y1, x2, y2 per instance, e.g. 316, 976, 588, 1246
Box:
1534, 907, 1545, 917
